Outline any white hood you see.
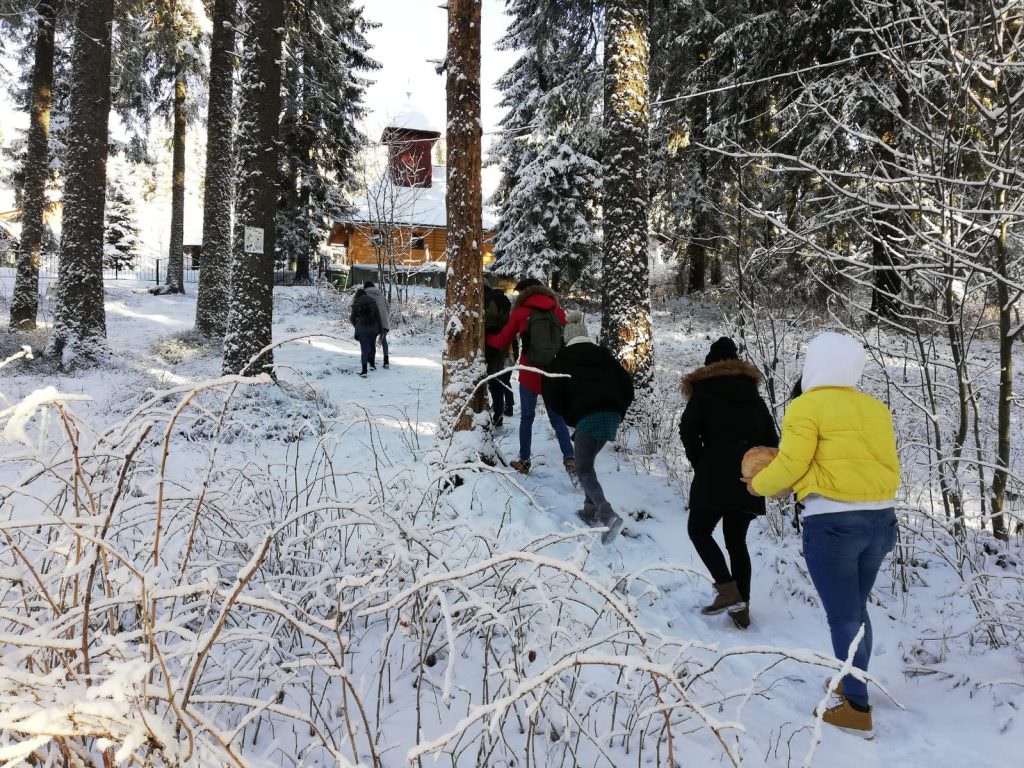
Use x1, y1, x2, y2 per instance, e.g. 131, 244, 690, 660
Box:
801, 332, 866, 391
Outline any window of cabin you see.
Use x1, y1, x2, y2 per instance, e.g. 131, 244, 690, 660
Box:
411, 234, 426, 250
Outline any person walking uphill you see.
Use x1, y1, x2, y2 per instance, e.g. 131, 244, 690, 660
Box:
350, 288, 383, 377
363, 282, 392, 368
679, 337, 778, 629
544, 335, 634, 544
747, 332, 900, 739
483, 284, 514, 425
486, 279, 574, 476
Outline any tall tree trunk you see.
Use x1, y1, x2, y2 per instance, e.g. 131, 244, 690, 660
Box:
440, 0, 486, 436
987, 9, 1013, 542
601, 0, 653, 392
222, 0, 284, 375
166, 62, 187, 293
990, 198, 1012, 541
195, 0, 236, 337
686, 232, 706, 292
9, 1, 57, 331
48, 0, 113, 363
869, 212, 901, 321
294, 180, 312, 285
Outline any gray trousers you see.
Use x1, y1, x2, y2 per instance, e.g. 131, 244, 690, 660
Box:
574, 431, 608, 510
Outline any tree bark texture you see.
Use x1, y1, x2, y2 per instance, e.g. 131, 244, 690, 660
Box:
440, 0, 486, 435
195, 0, 236, 337
9, 2, 57, 331
48, 0, 114, 363
222, 0, 284, 375
166, 61, 187, 293
601, 0, 653, 392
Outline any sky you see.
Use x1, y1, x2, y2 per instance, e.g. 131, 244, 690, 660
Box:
362, 0, 515, 140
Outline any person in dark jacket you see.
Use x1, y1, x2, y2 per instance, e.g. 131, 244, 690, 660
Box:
350, 288, 383, 377
483, 285, 515, 425
486, 279, 574, 475
679, 336, 778, 628
363, 282, 391, 368
544, 336, 634, 544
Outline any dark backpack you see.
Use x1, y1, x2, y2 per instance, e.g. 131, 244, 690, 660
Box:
524, 308, 564, 366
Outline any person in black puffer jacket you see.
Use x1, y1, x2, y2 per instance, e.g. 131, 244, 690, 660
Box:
544, 336, 634, 544
350, 288, 382, 377
679, 336, 778, 628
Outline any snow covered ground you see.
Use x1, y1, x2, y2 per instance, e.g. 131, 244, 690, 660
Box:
0, 278, 1020, 767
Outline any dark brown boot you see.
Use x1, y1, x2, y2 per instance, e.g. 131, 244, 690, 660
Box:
729, 603, 751, 629
701, 581, 742, 615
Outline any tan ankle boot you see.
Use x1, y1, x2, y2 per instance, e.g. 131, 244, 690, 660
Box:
701, 581, 742, 615
817, 698, 873, 739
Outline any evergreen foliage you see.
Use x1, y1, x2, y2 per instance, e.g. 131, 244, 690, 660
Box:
276, 0, 378, 284
490, 0, 602, 288
103, 173, 142, 271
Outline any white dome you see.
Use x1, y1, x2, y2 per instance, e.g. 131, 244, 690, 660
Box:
389, 101, 440, 134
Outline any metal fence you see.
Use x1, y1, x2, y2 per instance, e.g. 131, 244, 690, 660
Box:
0, 253, 199, 284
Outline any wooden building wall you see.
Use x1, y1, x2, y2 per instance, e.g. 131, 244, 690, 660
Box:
329, 223, 495, 268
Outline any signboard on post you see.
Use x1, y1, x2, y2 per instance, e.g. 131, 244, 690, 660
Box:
244, 227, 265, 255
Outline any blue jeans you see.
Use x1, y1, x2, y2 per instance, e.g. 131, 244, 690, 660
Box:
802, 509, 898, 708
519, 385, 574, 463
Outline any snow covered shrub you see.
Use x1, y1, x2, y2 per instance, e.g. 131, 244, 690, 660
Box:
0, 361, 891, 767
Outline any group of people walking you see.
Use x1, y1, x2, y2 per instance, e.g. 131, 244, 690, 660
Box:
680, 330, 900, 738
484, 281, 899, 738
485, 279, 635, 543
350, 281, 391, 377
352, 277, 900, 739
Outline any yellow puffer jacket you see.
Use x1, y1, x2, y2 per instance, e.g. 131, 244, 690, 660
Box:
752, 333, 901, 502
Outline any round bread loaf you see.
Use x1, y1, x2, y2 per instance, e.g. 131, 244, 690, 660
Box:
741, 446, 778, 480
742, 446, 793, 498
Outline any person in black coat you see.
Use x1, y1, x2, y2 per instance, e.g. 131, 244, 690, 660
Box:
679, 336, 778, 627
544, 336, 634, 544
350, 288, 383, 377
483, 285, 515, 424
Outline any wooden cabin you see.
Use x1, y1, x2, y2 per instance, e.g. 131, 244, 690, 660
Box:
328, 104, 495, 271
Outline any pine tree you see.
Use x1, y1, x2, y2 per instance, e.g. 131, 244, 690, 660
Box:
440, 0, 486, 435
103, 174, 141, 272
195, 0, 236, 337
491, 0, 602, 288
222, 0, 285, 376
47, 0, 114, 363
112, 0, 204, 294
601, 0, 653, 391
7, 2, 58, 330
276, 0, 377, 285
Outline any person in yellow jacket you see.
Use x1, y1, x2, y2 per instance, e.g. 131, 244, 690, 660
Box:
748, 332, 900, 739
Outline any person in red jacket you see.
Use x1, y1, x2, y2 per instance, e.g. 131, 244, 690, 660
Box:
486, 279, 575, 476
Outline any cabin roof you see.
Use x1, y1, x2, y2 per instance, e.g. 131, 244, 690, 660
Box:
384, 102, 442, 137
343, 165, 497, 231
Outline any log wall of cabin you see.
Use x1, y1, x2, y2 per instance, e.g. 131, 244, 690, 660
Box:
330, 224, 494, 267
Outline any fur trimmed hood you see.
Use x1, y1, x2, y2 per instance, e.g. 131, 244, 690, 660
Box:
682, 359, 763, 400
513, 284, 558, 309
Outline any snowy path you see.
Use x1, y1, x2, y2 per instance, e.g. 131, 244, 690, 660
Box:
0, 279, 1018, 767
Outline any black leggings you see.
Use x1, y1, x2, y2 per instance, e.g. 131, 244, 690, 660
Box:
688, 509, 755, 602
